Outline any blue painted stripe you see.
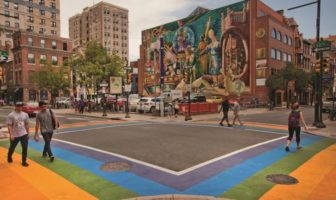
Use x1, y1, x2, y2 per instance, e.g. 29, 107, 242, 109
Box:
183, 135, 321, 196
28, 142, 178, 195
28, 135, 321, 196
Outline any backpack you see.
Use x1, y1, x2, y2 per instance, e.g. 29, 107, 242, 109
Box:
288, 111, 300, 127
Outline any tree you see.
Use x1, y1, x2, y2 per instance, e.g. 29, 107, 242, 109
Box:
266, 70, 285, 108
70, 41, 124, 99
32, 64, 70, 102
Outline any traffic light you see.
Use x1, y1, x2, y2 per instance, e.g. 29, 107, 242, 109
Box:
323, 57, 330, 75
315, 59, 321, 72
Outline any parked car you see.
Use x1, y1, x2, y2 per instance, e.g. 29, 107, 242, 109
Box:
129, 98, 140, 111
55, 97, 71, 108
322, 97, 336, 113
182, 94, 206, 103
137, 97, 156, 113
22, 102, 40, 117
154, 97, 172, 112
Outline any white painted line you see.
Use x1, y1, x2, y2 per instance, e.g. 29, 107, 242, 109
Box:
54, 125, 287, 176
66, 117, 87, 120
54, 122, 153, 135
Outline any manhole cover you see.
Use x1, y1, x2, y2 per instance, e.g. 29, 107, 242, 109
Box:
100, 162, 132, 172
266, 174, 298, 185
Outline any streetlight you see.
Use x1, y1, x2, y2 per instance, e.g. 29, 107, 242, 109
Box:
185, 65, 192, 121
124, 65, 131, 118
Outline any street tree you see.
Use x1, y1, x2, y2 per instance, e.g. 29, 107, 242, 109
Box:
70, 41, 124, 99
32, 64, 70, 104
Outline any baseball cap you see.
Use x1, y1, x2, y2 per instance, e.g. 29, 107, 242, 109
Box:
15, 102, 24, 107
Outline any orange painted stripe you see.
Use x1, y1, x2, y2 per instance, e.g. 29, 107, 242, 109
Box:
0, 147, 98, 200
0, 159, 48, 200
261, 144, 336, 200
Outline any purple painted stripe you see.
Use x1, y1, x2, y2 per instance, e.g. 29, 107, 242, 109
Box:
52, 133, 297, 191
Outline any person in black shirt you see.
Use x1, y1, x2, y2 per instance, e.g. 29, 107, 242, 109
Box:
219, 97, 232, 127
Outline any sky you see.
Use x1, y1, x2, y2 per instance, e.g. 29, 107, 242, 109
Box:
60, 0, 336, 61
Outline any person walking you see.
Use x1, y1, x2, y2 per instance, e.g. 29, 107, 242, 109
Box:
232, 100, 243, 126
219, 97, 232, 127
173, 99, 180, 118
7, 102, 30, 167
34, 101, 58, 161
285, 102, 308, 152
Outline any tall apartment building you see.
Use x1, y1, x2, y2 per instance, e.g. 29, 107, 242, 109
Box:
69, 1, 129, 61
0, 0, 60, 47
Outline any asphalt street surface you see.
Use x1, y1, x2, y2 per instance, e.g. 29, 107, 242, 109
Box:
55, 123, 282, 171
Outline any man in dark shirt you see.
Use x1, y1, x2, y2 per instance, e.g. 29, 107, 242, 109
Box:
219, 97, 232, 127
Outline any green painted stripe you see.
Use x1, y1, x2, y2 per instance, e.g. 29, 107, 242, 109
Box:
221, 138, 336, 200
0, 142, 137, 200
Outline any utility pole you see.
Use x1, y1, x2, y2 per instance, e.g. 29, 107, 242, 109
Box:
288, 0, 325, 128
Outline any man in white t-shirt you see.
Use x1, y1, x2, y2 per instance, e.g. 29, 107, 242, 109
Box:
7, 102, 30, 167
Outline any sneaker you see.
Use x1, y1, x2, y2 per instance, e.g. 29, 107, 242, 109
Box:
219, 123, 224, 126
285, 146, 290, 152
228, 124, 232, 127
21, 162, 29, 167
7, 157, 13, 163
297, 146, 302, 150
50, 156, 54, 162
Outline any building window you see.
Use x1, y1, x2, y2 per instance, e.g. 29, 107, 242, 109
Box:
52, 56, 58, 65
277, 31, 282, 41
28, 6, 33, 13
288, 37, 292, 46
287, 54, 292, 62
39, 0, 45, 5
5, 21, 10, 27
40, 54, 46, 64
4, 10, 10, 17
28, 16, 34, 23
14, 3, 19, 10
52, 41, 57, 49
51, 30, 57, 35
258, 10, 266, 17
271, 48, 276, 59
28, 53, 35, 64
4, 0, 9, 8
63, 42, 67, 51
14, 13, 19, 19
283, 53, 287, 61
51, 2, 56, 9
276, 50, 281, 60
27, 25, 34, 31
283, 35, 288, 44
28, 37, 33, 46
15, 23, 19, 28
40, 18, 45, 25
271, 29, 277, 39
40, 39, 45, 48
39, 28, 45, 34
51, 12, 56, 19
40, 10, 45, 16
51, 21, 56, 27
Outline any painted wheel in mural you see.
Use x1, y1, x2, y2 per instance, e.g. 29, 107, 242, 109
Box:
172, 26, 195, 53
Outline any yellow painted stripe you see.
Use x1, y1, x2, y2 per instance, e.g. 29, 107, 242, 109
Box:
0, 147, 98, 200
261, 144, 336, 200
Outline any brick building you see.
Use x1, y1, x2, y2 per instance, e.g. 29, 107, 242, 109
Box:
69, 1, 129, 61
138, 0, 313, 105
0, 0, 60, 47
3, 30, 72, 102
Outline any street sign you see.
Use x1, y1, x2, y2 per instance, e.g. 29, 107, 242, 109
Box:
100, 80, 108, 87
0, 50, 8, 62
124, 84, 131, 92
313, 40, 331, 52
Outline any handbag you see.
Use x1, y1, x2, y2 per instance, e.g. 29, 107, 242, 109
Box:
49, 109, 59, 129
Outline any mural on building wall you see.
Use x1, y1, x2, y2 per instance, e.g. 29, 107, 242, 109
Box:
143, 1, 250, 97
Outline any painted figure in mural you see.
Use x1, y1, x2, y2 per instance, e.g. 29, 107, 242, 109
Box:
198, 35, 208, 75
174, 29, 190, 53
207, 29, 221, 75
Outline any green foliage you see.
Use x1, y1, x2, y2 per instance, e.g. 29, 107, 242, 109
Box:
70, 41, 124, 89
32, 64, 70, 97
